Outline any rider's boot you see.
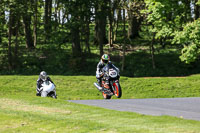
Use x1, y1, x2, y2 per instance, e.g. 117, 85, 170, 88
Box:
94, 79, 103, 91
94, 82, 103, 91
36, 92, 41, 96
97, 79, 103, 91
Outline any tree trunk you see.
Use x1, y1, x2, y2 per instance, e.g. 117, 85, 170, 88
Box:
8, 5, 13, 70
96, 18, 105, 56
185, 0, 192, 22
117, 8, 122, 21
71, 26, 81, 57
54, 0, 60, 30
113, 0, 120, 42
58, 8, 61, 24
33, 0, 38, 47
44, 0, 52, 42
121, 9, 126, 72
94, 0, 107, 56
8, 26, 12, 70
108, 0, 114, 47
195, 0, 200, 19
114, 17, 119, 42
151, 33, 156, 69
85, 16, 91, 54
23, 15, 34, 49
128, 14, 141, 39
0, 2, 5, 44
62, 10, 66, 27
108, 20, 113, 48
22, 0, 34, 49
13, 20, 20, 69
127, 1, 144, 40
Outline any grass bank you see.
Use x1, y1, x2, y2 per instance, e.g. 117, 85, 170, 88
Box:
0, 75, 200, 132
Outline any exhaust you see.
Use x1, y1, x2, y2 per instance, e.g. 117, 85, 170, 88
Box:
94, 82, 103, 91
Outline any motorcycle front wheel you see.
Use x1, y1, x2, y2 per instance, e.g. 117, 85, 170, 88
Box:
48, 92, 57, 99
113, 82, 122, 98
51, 94, 57, 99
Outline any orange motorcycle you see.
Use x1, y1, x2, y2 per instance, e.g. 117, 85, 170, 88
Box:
94, 63, 122, 99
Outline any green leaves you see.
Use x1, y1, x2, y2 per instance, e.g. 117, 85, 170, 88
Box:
143, 0, 200, 64
143, 0, 184, 40
180, 44, 200, 64
173, 19, 200, 64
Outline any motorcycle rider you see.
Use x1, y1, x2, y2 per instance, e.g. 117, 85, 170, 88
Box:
36, 71, 55, 96
96, 54, 119, 90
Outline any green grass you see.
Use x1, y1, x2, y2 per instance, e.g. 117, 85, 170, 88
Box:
0, 75, 200, 132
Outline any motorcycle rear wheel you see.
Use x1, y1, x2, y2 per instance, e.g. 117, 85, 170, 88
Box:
113, 82, 122, 98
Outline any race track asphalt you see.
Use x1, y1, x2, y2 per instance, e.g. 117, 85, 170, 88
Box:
68, 97, 200, 121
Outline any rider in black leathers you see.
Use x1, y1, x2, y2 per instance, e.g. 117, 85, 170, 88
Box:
36, 71, 55, 96
96, 54, 119, 90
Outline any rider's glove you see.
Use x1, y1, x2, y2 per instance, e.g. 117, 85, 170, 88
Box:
96, 71, 102, 78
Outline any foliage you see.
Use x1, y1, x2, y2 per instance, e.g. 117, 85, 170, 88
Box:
143, 0, 185, 40
120, 49, 200, 77
173, 19, 200, 64
0, 0, 200, 76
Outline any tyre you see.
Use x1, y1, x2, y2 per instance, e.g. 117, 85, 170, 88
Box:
51, 93, 57, 99
48, 92, 57, 99
113, 82, 122, 98
102, 92, 111, 99
52, 95, 57, 99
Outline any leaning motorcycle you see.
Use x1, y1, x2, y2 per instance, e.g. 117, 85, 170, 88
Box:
94, 63, 122, 99
40, 80, 57, 99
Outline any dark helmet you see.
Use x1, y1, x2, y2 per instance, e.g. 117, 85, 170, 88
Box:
40, 71, 47, 81
101, 54, 110, 64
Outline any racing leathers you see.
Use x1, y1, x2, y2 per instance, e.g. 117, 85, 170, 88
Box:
36, 77, 54, 96
96, 60, 119, 86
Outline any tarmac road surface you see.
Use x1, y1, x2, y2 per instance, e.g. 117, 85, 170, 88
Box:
68, 97, 200, 121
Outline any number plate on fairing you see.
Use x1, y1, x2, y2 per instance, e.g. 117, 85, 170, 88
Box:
109, 69, 117, 78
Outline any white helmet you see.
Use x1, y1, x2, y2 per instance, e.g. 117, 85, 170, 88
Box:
40, 71, 47, 81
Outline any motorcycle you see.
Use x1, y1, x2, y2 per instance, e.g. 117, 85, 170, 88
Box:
40, 80, 57, 99
94, 63, 122, 99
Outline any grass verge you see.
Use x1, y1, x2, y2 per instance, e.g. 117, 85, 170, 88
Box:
0, 75, 200, 132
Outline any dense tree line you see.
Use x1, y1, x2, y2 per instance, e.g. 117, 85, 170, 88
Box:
0, 0, 200, 74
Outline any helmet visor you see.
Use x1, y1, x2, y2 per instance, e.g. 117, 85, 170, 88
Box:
40, 74, 47, 81
103, 59, 108, 64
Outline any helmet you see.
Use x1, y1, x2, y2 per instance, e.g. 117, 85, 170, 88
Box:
40, 71, 47, 81
101, 54, 110, 64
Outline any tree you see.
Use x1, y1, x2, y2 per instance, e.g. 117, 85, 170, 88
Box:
195, 0, 200, 19
80, 0, 92, 54
44, 0, 52, 42
21, 0, 34, 49
68, 0, 82, 57
0, 0, 6, 44
121, 8, 126, 71
127, 0, 145, 39
7, 0, 21, 69
33, 0, 38, 47
94, 0, 108, 56
8, 1, 14, 69
173, 19, 200, 64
